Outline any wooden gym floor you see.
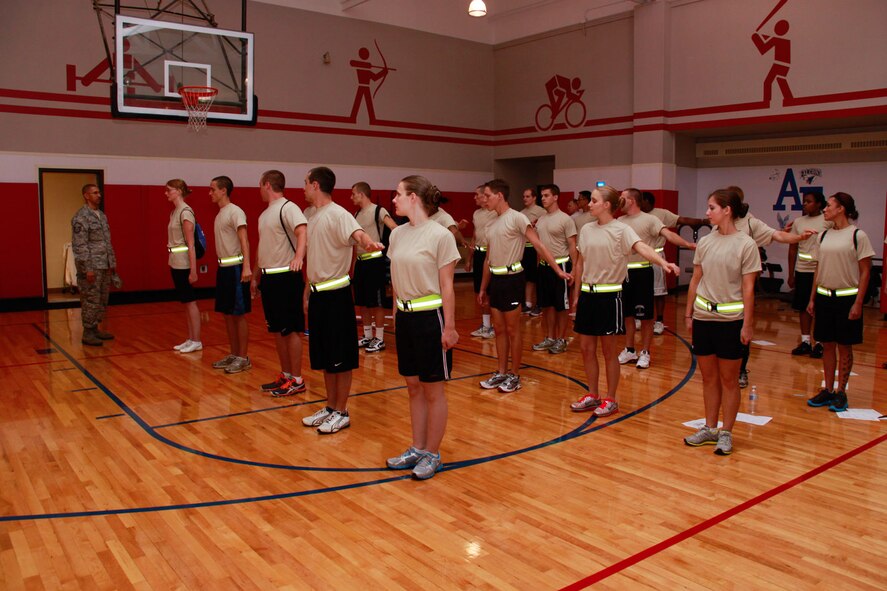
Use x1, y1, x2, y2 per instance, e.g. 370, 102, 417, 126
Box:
1, 282, 885, 590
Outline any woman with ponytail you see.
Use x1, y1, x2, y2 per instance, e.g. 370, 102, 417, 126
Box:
165, 179, 202, 353
385, 175, 461, 480
805, 192, 874, 412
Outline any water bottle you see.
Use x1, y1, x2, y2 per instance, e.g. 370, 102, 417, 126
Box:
749, 384, 758, 414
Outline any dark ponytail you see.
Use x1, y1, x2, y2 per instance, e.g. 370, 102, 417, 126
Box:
830, 192, 858, 220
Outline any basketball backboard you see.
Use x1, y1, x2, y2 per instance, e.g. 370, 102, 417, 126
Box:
113, 15, 255, 124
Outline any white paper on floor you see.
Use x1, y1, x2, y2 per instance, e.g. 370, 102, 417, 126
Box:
836, 409, 884, 421
751, 340, 776, 346
683, 413, 772, 430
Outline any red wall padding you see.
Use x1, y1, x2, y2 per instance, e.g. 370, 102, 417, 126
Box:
4, 183, 43, 299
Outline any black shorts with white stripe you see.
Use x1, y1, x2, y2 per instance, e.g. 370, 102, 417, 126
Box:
537, 260, 572, 311
574, 290, 625, 336
395, 308, 452, 383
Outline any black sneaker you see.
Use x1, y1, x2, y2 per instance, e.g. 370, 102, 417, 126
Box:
807, 389, 834, 407
810, 343, 824, 359
791, 341, 812, 356
828, 391, 848, 412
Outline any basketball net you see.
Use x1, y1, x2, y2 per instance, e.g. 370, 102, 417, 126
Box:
180, 86, 218, 132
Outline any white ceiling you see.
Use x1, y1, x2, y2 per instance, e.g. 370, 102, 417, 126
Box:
254, 0, 648, 44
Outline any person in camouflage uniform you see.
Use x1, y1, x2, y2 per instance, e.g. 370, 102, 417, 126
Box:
71, 184, 117, 346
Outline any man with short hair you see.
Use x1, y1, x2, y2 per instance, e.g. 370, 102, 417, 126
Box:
618, 188, 696, 369
210, 176, 252, 374
531, 184, 577, 355
520, 187, 547, 315
478, 179, 571, 393
573, 190, 597, 234
71, 184, 117, 346
301, 166, 383, 434
351, 181, 397, 353
637, 191, 708, 334
468, 185, 498, 339
252, 170, 308, 397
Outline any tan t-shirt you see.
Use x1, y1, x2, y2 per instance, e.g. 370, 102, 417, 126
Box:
487, 208, 531, 268
355, 204, 391, 255
472, 208, 498, 247
214, 203, 247, 260
257, 199, 307, 269
577, 220, 640, 285
167, 203, 196, 269
813, 226, 875, 290
306, 201, 361, 284
430, 207, 457, 230
650, 207, 680, 250
692, 230, 761, 322
388, 219, 461, 302
535, 209, 576, 259
791, 213, 831, 273
735, 213, 776, 248
619, 211, 665, 263
573, 211, 598, 235
520, 204, 546, 224
304, 205, 317, 220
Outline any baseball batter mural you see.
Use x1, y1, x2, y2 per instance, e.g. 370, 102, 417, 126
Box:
752, 0, 793, 104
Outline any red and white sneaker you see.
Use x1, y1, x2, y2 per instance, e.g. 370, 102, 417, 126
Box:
593, 398, 619, 417
571, 394, 602, 412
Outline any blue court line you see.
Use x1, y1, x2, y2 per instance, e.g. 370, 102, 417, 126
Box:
2, 323, 695, 523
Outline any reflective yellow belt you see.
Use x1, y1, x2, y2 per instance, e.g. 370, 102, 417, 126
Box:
358, 251, 383, 261
474, 245, 488, 252
540, 256, 570, 267
695, 295, 744, 313
816, 285, 858, 297
524, 242, 533, 248
581, 282, 622, 293
489, 261, 523, 275
218, 254, 244, 267
654, 246, 665, 253
261, 266, 290, 275
396, 293, 443, 312
310, 274, 350, 292
168, 245, 189, 253
797, 251, 815, 262
627, 261, 652, 269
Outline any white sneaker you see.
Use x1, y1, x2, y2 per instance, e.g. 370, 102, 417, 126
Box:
173, 339, 192, 351
302, 406, 333, 427
470, 325, 486, 337
617, 348, 638, 365
653, 321, 665, 335
178, 340, 203, 353
482, 326, 496, 339
317, 410, 350, 434
636, 350, 651, 369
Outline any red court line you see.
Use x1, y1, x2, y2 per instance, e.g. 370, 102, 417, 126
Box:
559, 432, 887, 590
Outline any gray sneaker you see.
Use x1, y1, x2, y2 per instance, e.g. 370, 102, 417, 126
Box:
387, 446, 424, 469
412, 452, 442, 480
498, 373, 521, 393
714, 430, 733, 455
302, 406, 333, 427
532, 337, 556, 351
482, 326, 496, 339
365, 337, 386, 353
212, 354, 237, 369
317, 410, 350, 434
470, 325, 487, 337
224, 356, 252, 374
684, 425, 719, 447
548, 339, 567, 355
738, 370, 749, 389
480, 372, 508, 389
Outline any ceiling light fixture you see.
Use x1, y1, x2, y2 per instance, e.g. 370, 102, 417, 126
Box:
468, 0, 487, 17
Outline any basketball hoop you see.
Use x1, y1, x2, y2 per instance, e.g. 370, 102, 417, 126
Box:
180, 86, 218, 132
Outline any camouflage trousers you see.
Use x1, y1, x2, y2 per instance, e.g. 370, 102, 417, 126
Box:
78, 268, 110, 329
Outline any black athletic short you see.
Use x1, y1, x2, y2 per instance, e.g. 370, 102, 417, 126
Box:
791, 271, 814, 312
259, 270, 305, 335
813, 292, 864, 345
353, 256, 387, 308
489, 272, 526, 312
215, 265, 251, 316
395, 308, 452, 383
472, 249, 487, 294
170, 268, 196, 303
537, 260, 571, 311
622, 266, 654, 319
521, 245, 538, 283
692, 319, 744, 359
308, 286, 359, 373
574, 291, 624, 336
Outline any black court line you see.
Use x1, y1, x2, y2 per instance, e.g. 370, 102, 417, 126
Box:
96, 413, 125, 420
0, 323, 695, 523
71, 387, 98, 393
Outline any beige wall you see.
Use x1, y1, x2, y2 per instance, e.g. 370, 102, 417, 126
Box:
42, 172, 98, 290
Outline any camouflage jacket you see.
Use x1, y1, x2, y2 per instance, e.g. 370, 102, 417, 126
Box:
71, 205, 116, 272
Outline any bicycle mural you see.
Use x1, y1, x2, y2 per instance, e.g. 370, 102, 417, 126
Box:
534, 74, 587, 131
